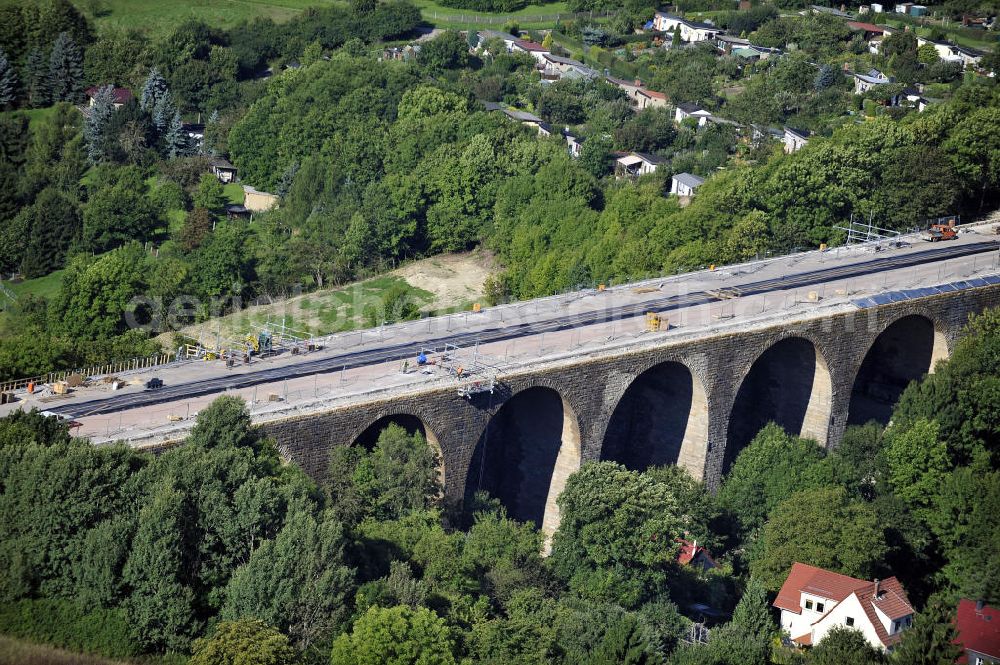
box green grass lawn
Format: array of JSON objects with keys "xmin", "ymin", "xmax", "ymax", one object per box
[
  {"xmin": 224, "ymin": 182, "xmax": 245, "ymax": 204},
  {"xmin": 39, "ymin": 0, "xmax": 585, "ymax": 36},
  {"xmin": 2, "ymin": 269, "xmax": 66, "ymax": 302},
  {"xmin": 178, "ymin": 274, "xmax": 437, "ymax": 342},
  {"xmin": 0, "ymin": 270, "xmax": 66, "ymax": 326},
  {"xmin": 412, "ymin": 0, "xmax": 578, "ymax": 28},
  {"xmin": 879, "ymin": 15, "xmax": 998, "ymax": 48},
  {"xmin": 82, "ymin": 0, "xmax": 572, "ymax": 34},
  {"xmin": 15, "ymin": 106, "xmax": 61, "ymax": 130},
  {"xmin": 0, "ymin": 635, "xmax": 130, "ymax": 665},
  {"xmin": 0, "ymin": 106, "xmax": 60, "ymax": 132},
  {"xmin": 85, "ymin": 0, "xmax": 332, "ymax": 36}
]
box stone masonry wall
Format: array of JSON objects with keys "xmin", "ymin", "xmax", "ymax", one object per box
[{"xmin": 261, "ymin": 286, "xmax": 1000, "ymax": 503}]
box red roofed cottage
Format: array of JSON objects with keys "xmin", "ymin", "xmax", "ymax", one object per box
[
  {"xmin": 774, "ymin": 562, "xmax": 914, "ymax": 651},
  {"xmin": 676, "ymin": 538, "xmax": 717, "ymax": 573},
  {"xmin": 85, "ymin": 86, "xmax": 133, "ymax": 109}
]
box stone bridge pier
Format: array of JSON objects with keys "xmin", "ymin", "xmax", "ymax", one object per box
[{"xmin": 262, "ymin": 288, "xmax": 996, "ymax": 537}]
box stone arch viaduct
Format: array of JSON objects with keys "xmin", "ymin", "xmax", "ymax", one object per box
[{"xmin": 260, "ymin": 288, "xmax": 998, "ymax": 537}]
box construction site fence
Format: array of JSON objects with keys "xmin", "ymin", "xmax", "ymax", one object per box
[{"xmin": 0, "ymin": 353, "xmax": 174, "ymax": 394}]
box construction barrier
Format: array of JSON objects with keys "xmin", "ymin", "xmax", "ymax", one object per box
[{"xmin": 0, "ymin": 353, "xmax": 174, "ymax": 395}]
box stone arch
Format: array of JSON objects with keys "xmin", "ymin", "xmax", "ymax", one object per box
[
  {"xmin": 847, "ymin": 314, "xmax": 949, "ymax": 426},
  {"xmin": 600, "ymin": 359, "xmax": 709, "ymax": 480},
  {"xmin": 351, "ymin": 412, "xmax": 445, "ymax": 487},
  {"xmin": 464, "ymin": 385, "xmax": 582, "ymax": 538},
  {"xmin": 724, "ymin": 335, "xmax": 834, "ymax": 471}
]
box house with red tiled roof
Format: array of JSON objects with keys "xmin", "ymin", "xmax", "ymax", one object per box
[
  {"xmin": 676, "ymin": 538, "xmax": 717, "ymax": 572},
  {"xmin": 847, "ymin": 20, "xmax": 890, "ymax": 38},
  {"xmin": 510, "ymin": 39, "xmax": 550, "ymax": 64},
  {"xmin": 955, "ymin": 599, "xmax": 1000, "ymax": 664},
  {"xmin": 84, "ymin": 86, "xmax": 134, "ymax": 109},
  {"xmin": 774, "ymin": 562, "xmax": 914, "ymax": 651},
  {"xmin": 635, "ymin": 87, "xmax": 668, "ymax": 110}
]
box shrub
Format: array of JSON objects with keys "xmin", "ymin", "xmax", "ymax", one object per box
[{"xmin": 0, "ymin": 599, "xmax": 140, "ymax": 659}]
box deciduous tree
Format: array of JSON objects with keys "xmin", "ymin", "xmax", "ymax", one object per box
[
  {"xmin": 330, "ymin": 605, "xmax": 457, "ymax": 665},
  {"xmin": 122, "ymin": 481, "xmax": 200, "ymax": 652},
  {"xmin": 82, "ymin": 167, "xmax": 158, "ymax": 251},
  {"xmin": 193, "ymin": 172, "xmax": 226, "ymax": 211},
  {"xmin": 222, "ymin": 505, "xmax": 355, "ymax": 651},
  {"xmin": 51, "ymin": 243, "xmax": 150, "ymax": 339},
  {"xmin": 883, "ymin": 418, "xmax": 950, "ymax": 521},
  {"xmin": 550, "ymin": 462, "xmax": 685, "ymax": 608},
  {"xmin": 809, "ymin": 626, "xmax": 887, "ymax": 665},
  {"xmin": 717, "ymin": 423, "xmax": 830, "ymax": 538},
  {"xmin": 189, "ymin": 618, "xmax": 298, "ymax": 665},
  {"xmin": 750, "ymin": 485, "xmax": 887, "ymax": 591},
  {"xmin": 180, "ymin": 206, "xmax": 213, "ymax": 251}
]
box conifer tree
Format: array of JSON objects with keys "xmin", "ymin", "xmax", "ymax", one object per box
[
  {"xmin": 140, "ymin": 67, "xmax": 168, "ymax": 112},
  {"xmin": 20, "ymin": 188, "xmax": 81, "ymax": 278},
  {"xmin": 203, "ymin": 109, "xmax": 220, "ymax": 155},
  {"xmin": 47, "ymin": 32, "xmax": 84, "ymax": 103},
  {"xmin": 84, "ymin": 84, "xmax": 115, "ymax": 164},
  {"xmin": 814, "ymin": 64, "xmax": 836, "ymax": 91},
  {"xmin": 591, "ymin": 614, "xmax": 661, "ymax": 665},
  {"xmin": 892, "ymin": 600, "xmax": 962, "ymax": 665},
  {"xmin": 24, "ymin": 49, "xmax": 50, "ymax": 108},
  {"xmin": 731, "ymin": 578, "xmax": 774, "ymax": 642},
  {"xmin": 275, "ymin": 161, "xmax": 299, "ymax": 198},
  {"xmin": 152, "ymin": 88, "xmax": 175, "ymax": 136},
  {"xmin": 0, "ymin": 50, "xmax": 17, "ymax": 108},
  {"xmin": 164, "ymin": 109, "xmax": 187, "ymax": 158}
]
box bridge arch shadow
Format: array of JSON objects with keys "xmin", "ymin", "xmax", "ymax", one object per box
[
  {"xmin": 725, "ymin": 336, "xmax": 833, "ymax": 472},
  {"xmin": 464, "ymin": 386, "xmax": 581, "ymax": 536},
  {"xmin": 847, "ymin": 314, "xmax": 948, "ymax": 426},
  {"xmin": 351, "ymin": 413, "xmax": 445, "ymax": 486},
  {"xmin": 601, "ymin": 361, "xmax": 708, "ymax": 478}
]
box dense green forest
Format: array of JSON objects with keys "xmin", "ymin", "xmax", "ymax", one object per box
[
  {"xmin": 0, "ymin": 0, "xmax": 997, "ymax": 384},
  {"xmin": 0, "ymin": 0, "xmax": 996, "ymax": 662},
  {"xmin": 0, "ymin": 306, "xmax": 997, "ymax": 664}
]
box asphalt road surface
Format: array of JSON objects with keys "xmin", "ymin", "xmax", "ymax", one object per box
[{"xmin": 58, "ymin": 239, "xmax": 999, "ymax": 418}]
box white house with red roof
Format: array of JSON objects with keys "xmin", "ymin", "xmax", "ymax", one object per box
[
  {"xmin": 84, "ymin": 86, "xmax": 133, "ymax": 109},
  {"xmin": 510, "ymin": 39, "xmax": 550, "ymax": 64},
  {"xmin": 774, "ymin": 562, "xmax": 914, "ymax": 651},
  {"xmin": 954, "ymin": 599, "xmax": 1000, "ymax": 664}
]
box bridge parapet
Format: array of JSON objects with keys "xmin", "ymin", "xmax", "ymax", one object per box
[{"xmin": 254, "ymin": 283, "xmax": 998, "ymax": 525}]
